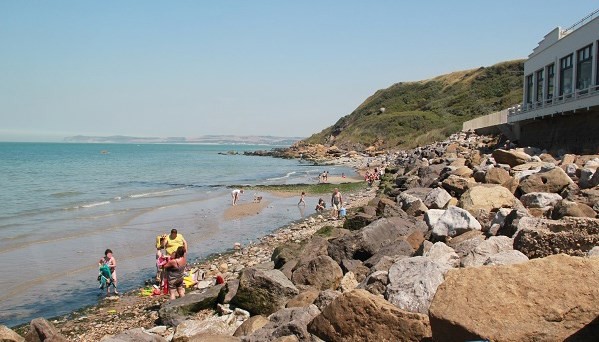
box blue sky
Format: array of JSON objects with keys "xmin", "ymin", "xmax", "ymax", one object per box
[{"xmin": 1, "ymin": 1, "xmax": 597, "ymax": 141}]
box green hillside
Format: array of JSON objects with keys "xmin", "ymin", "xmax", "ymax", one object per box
[{"xmin": 304, "ymin": 60, "xmax": 524, "ymax": 150}]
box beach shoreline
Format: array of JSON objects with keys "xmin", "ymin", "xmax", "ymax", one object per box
[{"xmin": 12, "ymin": 154, "xmax": 377, "ymax": 339}]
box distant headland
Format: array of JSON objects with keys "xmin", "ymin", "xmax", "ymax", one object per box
[{"xmin": 63, "ymin": 135, "xmax": 304, "ymax": 145}]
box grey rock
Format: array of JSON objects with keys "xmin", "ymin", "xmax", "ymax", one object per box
[
  {"xmin": 432, "ymin": 206, "xmax": 481, "ymax": 239},
  {"xmin": 24, "ymin": 318, "xmax": 68, "ymax": 342},
  {"xmin": 461, "ymin": 236, "xmax": 514, "ymax": 267},
  {"xmin": 312, "ymin": 290, "xmax": 342, "ymax": 311},
  {"xmin": 291, "ymin": 255, "xmax": 343, "ymax": 291},
  {"xmin": 520, "ymin": 192, "xmax": 563, "ymax": 208},
  {"xmin": 232, "ymin": 268, "xmax": 299, "ymax": 316},
  {"xmin": 385, "ymin": 257, "xmax": 448, "ymax": 314},
  {"xmin": 159, "ymin": 285, "xmax": 224, "ymax": 326},
  {"xmin": 483, "ymin": 250, "xmax": 529, "ymax": 266},
  {"xmin": 357, "ymin": 270, "xmax": 389, "ymax": 296},
  {"xmin": 423, "ymin": 242, "xmax": 460, "ymax": 269},
  {"xmin": 0, "ymin": 325, "xmax": 24, "ymax": 342},
  {"xmin": 244, "ymin": 305, "xmax": 320, "ymax": 342},
  {"xmin": 588, "ymin": 246, "xmax": 599, "ymax": 257},
  {"xmin": 424, "ymin": 209, "xmax": 446, "ymax": 230},
  {"xmin": 100, "ymin": 328, "xmax": 167, "ymax": 342},
  {"xmin": 423, "ymin": 187, "xmax": 452, "ymax": 209}
]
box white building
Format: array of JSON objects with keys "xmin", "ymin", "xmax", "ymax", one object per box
[{"xmin": 508, "ymin": 9, "xmax": 599, "ymax": 123}]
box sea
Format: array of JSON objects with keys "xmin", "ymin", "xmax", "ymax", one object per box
[{"xmin": 0, "ymin": 142, "xmax": 356, "ymax": 327}]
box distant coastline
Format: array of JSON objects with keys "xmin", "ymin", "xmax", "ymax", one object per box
[{"xmin": 63, "ymin": 134, "xmax": 304, "ymax": 145}]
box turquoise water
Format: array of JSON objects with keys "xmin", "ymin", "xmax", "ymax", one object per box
[{"xmin": 0, "ymin": 142, "xmax": 354, "ymax": 327}]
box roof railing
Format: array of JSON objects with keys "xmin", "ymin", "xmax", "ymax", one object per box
[{"xmin": 561, "ymin": 8, "xmax": 599, "ymax": 35}]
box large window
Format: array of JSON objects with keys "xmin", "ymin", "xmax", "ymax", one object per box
[
  {"xmin": 577, "ymin": 44, "xmax": 592, "ymax": 91},
  {"xmin": 526, "ymin": 74, "xmax": 533, "ymax": 104},
  {"xmin": 560, "ymin": 54, "xmax": 573, "ymax": 96},
  {"xmin": 535, "ymin": 69, "xmax": 544, "ymax": 102},
  {"xmin": 546, "ymin": 63, "xmax": 554, "ymax": 100}
]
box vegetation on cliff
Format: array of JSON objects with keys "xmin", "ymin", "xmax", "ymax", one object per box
[{"xmin": 304, "ymin": 60, "xmax": 524, "ymax": 150}]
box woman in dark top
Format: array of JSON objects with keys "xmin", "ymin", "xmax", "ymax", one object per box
[{"xmin": 164, "ymin": 246, "xmax": 187, "ymax": 300}]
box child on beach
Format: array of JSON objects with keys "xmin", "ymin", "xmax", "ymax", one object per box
[
  {"xmin": 99, "ymin": 249, "xmax": 118, "ymax": 295},
  {"xmin": 298, "ymin": 191, "xmax": 306, "ymax": 206},
  {"xmin": 315, "ymin": 198, "xmax": 326, "ymax": 212},
  {"xmin": 231, "ymin": 188, "xmax": 244, "ymax": 206}
]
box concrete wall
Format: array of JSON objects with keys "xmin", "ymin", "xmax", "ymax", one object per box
[
  {"xmin": 517, "ymin": 109, "xmax": 599, "ymax": 154},
  {"xmin": 462, "ymin": 110, "xmax": 508, "ymax": 131}
]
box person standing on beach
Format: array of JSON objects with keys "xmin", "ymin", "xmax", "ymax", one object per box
[
  {"xmin": 231, "ymin": 188, "xmax": 244, "ymax": 206},
  {"xmin": 331, "ymin": 188, "xmax": 343, "ymax": 219},
  {"xmin": 99, "ymin": 249, "xmax": 119, "ymax": 295},
  {"xmin": 298, "ymin": 191, "xmax": 306, "ymax": 206},
  {"xmin": 163, "ymin": 229, "xmax": 188, "ymax": 257},
  {"xmin": 163, "ymin": 246, "xmax": 187, "ymax": 300}
]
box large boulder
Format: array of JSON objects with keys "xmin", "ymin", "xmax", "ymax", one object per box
[
  {"xmin": 312, "ymin": 290, "xmax": 341, "ymax": 311},
  {"xmin": 458, "ymin": 184, "xmax": 520, "ymax": 215},
  {"xmin": 244, "ymin": 305, "xmax": 320, "ymax": 342},
  {"xmin": 520, "ymin": 192, "xmax": 563, "ymax": 208},
  {"xmin": 423, "ymin": 187, "xmax": 452, "ymax": 209},
  {"xmin": 519, "ymin": 167, "xmax": 573, "ymax": 194},
  {"xmin": 172, "ymin": 317, "xmax": 238, "ymax": 342},
  {"xmin": 513, "ymin": 217, "xmax": 599, "ymax": 258},
  {"xmin": 293, "ymin": 237, "xmax": 329, "ymax": 270},
  {"xmin": 429, "ymin": 254, "xmax": 599, "ymax": 341},
  {"xmin": 447, "ymin": 230, "xmax": 486, "ymax": 258},
  {"xmin": 484, "ymin": 166, "xmax": 511, "ymax": 184},
  {"xmin": 291, "ymin": 255, "xmax": 343, "ymax": 291},
  {"xmin": 231, "ymin": 268, "xmax": 299, "ymax": 315},
  {"xmin": 461, "ymin": 236, "xmax": 514, "ymax": 267},
  {"xmin": 357, "ymin": 271, "xmax": 389, "ymax": 296},
  {"xmin": 441, "ymin": 175, "xmax": 474, "ymax": 197},
  {"xmin": 418, "ymin": 164, "xmax": 446, "ymax": 187},
  {"xmin": 385, "ymin": 257, "xmax": 448, "ymax": 314},
  {"xmin": 100, "ymin": 328, "xmax": 168, "ymax": 342},
  {"xmin": 0, "ymin": 325, "xmax": 24, "ymax": 342},
  {"xmin": 552, "ymin": 200, "xmax": 597, "ymax": 219},
  {"xmin": 491, "ymin": 149, "xmax": 530, "ymax": 167},
  {"xmin": 423, "ymin": 242, "xmax": 460, "ymax": 269},
  {"xmin": 431, "ymin": 206, "xmax": 481, "ymax": 239},
  {"xmin": 308, "ymin": 289, "xmax": 432, "ymax": 342},
  {"xmin": 159, "ymin": 285, "xmax": 224, "ymax": 326},
  {"xmin": 24, "ymin": 318, "xmax": 68, "ymax": 342},
  {"xmin": 327, "ymin": 217, "xmax": 421, "ymax": 263}
]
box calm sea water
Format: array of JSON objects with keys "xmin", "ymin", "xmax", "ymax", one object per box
[{"xmin": 0, "ymin": 142, "xmax": 354, "ymax": 327}]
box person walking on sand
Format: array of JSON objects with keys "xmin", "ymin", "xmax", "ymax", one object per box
[
  {"xmin": 331, "ymin": 188, "xmax": 343, "ymax": 219},
  {"xmin": 163, "ymin": 246, "xmax": 187, "ymax": 300},
  {"xmin": 162, "ymin": 228, "xmax": 188, "ymax": 257},
  {"xmin": 99, "ymin": 249, "xmax": 119, "ymax": 295},
  {"xmin": 298, "ymin": 191, "xmax": 306, "ymax": 206},
  {"xmin": 231, "ymin": 188, "xmax": 244, "ymax": 206}
]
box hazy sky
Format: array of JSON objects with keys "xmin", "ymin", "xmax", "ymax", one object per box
[{"xmin": 1, "ymin": 1, "xmax": 597, "ymax": 141}]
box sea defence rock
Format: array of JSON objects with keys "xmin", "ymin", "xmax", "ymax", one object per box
[
  {"xmin": 244, "ymin": 305, "xmax": 320, "ymax": 342},
  {"xmin": 423, "ymin": 242, "xmax": 460, "ymax": 269},
  {"xmin": 357, "ymin": 270, "xmax": 389, "ymax": 296},
  {"xmin": 483, "ymin": 250, "xmax": 529, "ymax": 266},
  {"xmin": 459, "ymin": 184, "xmax": 519, "ymax": 214},
  {"xmin": 385, "ymin": 256, "xmax": 447, "ymax": 314},
  {"xmin": 513, "ymin": 217, "xmax": 599, "ymax": 258},
  {"xmin": 291, "ymin": 255, "xmax": 343, "ymax": 291},
  {"xmin": 461, "ymin": 236, "xmax": 514, "ymax": 267},
  {"xmin": 231, "ymin": 268, "xmax": 299, "ymax": 316},
  {"xmin": 172, "ymin": 318, "xmax": 238, "ymax": 342},
  {"xmin": 327, "ymin": 217, "xmax": 421, "ymax": 263},
  {"xmin": 431, "ymin": 206, "xmax": 481, "ymax": 239},
  {"xmin": 308, "ymin": 289, "xmax": 432, "ymax": 342},
  {"xmin": 233, "ymin": 315, "xmax": 269, "ymax": 337},
  {"xmin": 441, "ymin": 175, "xmax": 474, "ymax": 196},
  {"xmin": 520, "ymin": 192, "xmax": 563, "ymax": 208},
  {"xmin": 491, "ymin": 149, "xmax": 530, "ymax": 167},
  {"xmin": 159, "ymin": 285, "xmax": 224, "ymax": 326},
  {"xmin": 24, "ymin": 318, "xmax": 68, "ymax": 342},
  {"xmin": 423, "ymin": 187, "xmax": 452, "ymax": 209},
  {"xmin": 429, "ymin": 254, "xmax": 599, "ymax": 341},
  {"xmin": 552, "ymin": 200, "xmax": 597, "ymax": 219},
  {"xmin": 519, "ymin": 167, "xmax": 573, "ymax": 194},
  {"xmin": 0, "ymin": 325, "xmax": 24, "ymax": 342},
  {"xmin": 484, "ymin": 166, "xmax": 511, "ymax": 184}
]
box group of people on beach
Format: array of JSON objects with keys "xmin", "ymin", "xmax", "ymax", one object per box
[
  {"xmin": 364, "ymin": 167, "xmax": 383, "ymax": 186},
  {"xmin": 99, "ymin": 228, "xmax": 189, "ymax": 300},
  {"xmin": 312, "ymin": 188, "xmax": 345, "ymax": 219}
]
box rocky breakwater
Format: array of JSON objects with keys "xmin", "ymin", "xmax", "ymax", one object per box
[
  {"xmin": 5, "ymin": 132, "xmax": 599, "ymax": 341},
  {"xmin": 244, "ymin": 141, "xmax": 373, "ymax": 164}
]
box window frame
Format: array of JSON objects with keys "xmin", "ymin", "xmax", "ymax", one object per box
[
  {"xmin": 546, "ymin": 63, "xmax": 555, "ymax": 101},
  {"xmin": 576, "ymin": 44, "xmax": 593, "ymax": 91},
  {"xmin": 535, "ymin": 69, "xmax": 544, "ymax": 103},
  {"xmin": 526, "ymin": 74, "xmax": 534, "ymax": 104},
  {"xmin": 559, "ymin": 54, "xmax": 573, "ymax": 96}
]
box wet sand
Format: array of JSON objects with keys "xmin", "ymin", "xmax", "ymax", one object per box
[{"xmin": 223, "ymin": 200, "xmax": 270, "ymax": 221}]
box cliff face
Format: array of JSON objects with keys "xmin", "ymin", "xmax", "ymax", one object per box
[{"xmin": 303, "ymin": 60, "xmax": 524, "ymax": 151}]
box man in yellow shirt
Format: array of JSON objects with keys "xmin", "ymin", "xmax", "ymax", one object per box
[{"xmin": 163, "ymin": 228, "xmax": 188, "ymax": 257}]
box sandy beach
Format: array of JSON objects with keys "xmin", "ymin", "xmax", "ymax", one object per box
[{"xmin": 223, "ymin": 200, "xmax": 270, "ymax": 221}]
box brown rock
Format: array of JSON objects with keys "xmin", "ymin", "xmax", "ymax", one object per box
[
  {"xmin": 233, "ymin": 315, "xmax": 269, "ymax": 337},
  {"xmin": 458, "ymin": 184, "xmax": 520, "ymax": 215},
  {"xmin": 291, "ymin": 255, "xmax": 343, "ymax": 291},
  {"xmin": 0, "ymin": 325, "xmax": 24, "ymax": 342},
  {"xmin": 429, "ymin": 254, "xmax": 599, "ymax": 342},
  {"xmin": 492, "ymin": 149, "xmax": 530, "ymax": 167},
  {"xmin": 451, "ymin": 166, "xmax": 473, "ymax": 178},
  {"xmin": 441, "ymin": 175, "xmax": 475, "ymax": 197},
  {"xmin": 308, "ymin": 289, "xmax": 432, "ymax": 342},
  {"xmin": 285, "ymin": 288, "xmax": 320, "ymax": 308},
  {"xmin": 484, "ymin": 167, "xmax": 511, "ymax": 184},
  {"xmin": 552, "ymin": 200, "xmax": 597, "ymax": 219},
  {"xmin": 513, "ymin": 217, "xmax": 599, "ymax": 258},
  {"xmin": 519, "ymin": 167, "xmax": 573, "ymax": 194},
  {"xmin": 24, "ymin": 318, "xmax": 68, "ymax": 342}
]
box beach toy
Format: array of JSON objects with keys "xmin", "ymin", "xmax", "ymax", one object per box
[
  {"xmin": 107, "ymin": 309, "xmax": 117, "ymax": 314},
  {"xmin": 339, "ymin": 207, "xmax": 347, "ymax": 217}
]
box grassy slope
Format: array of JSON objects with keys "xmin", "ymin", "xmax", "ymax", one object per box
[{"xmin": 304, "ymin": 60, "xmax": 524, "ymax": 150}]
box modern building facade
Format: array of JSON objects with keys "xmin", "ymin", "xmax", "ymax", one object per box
[{"xmin": 508, "ymin": 9, "xmax": 599, "ymax": 123}]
